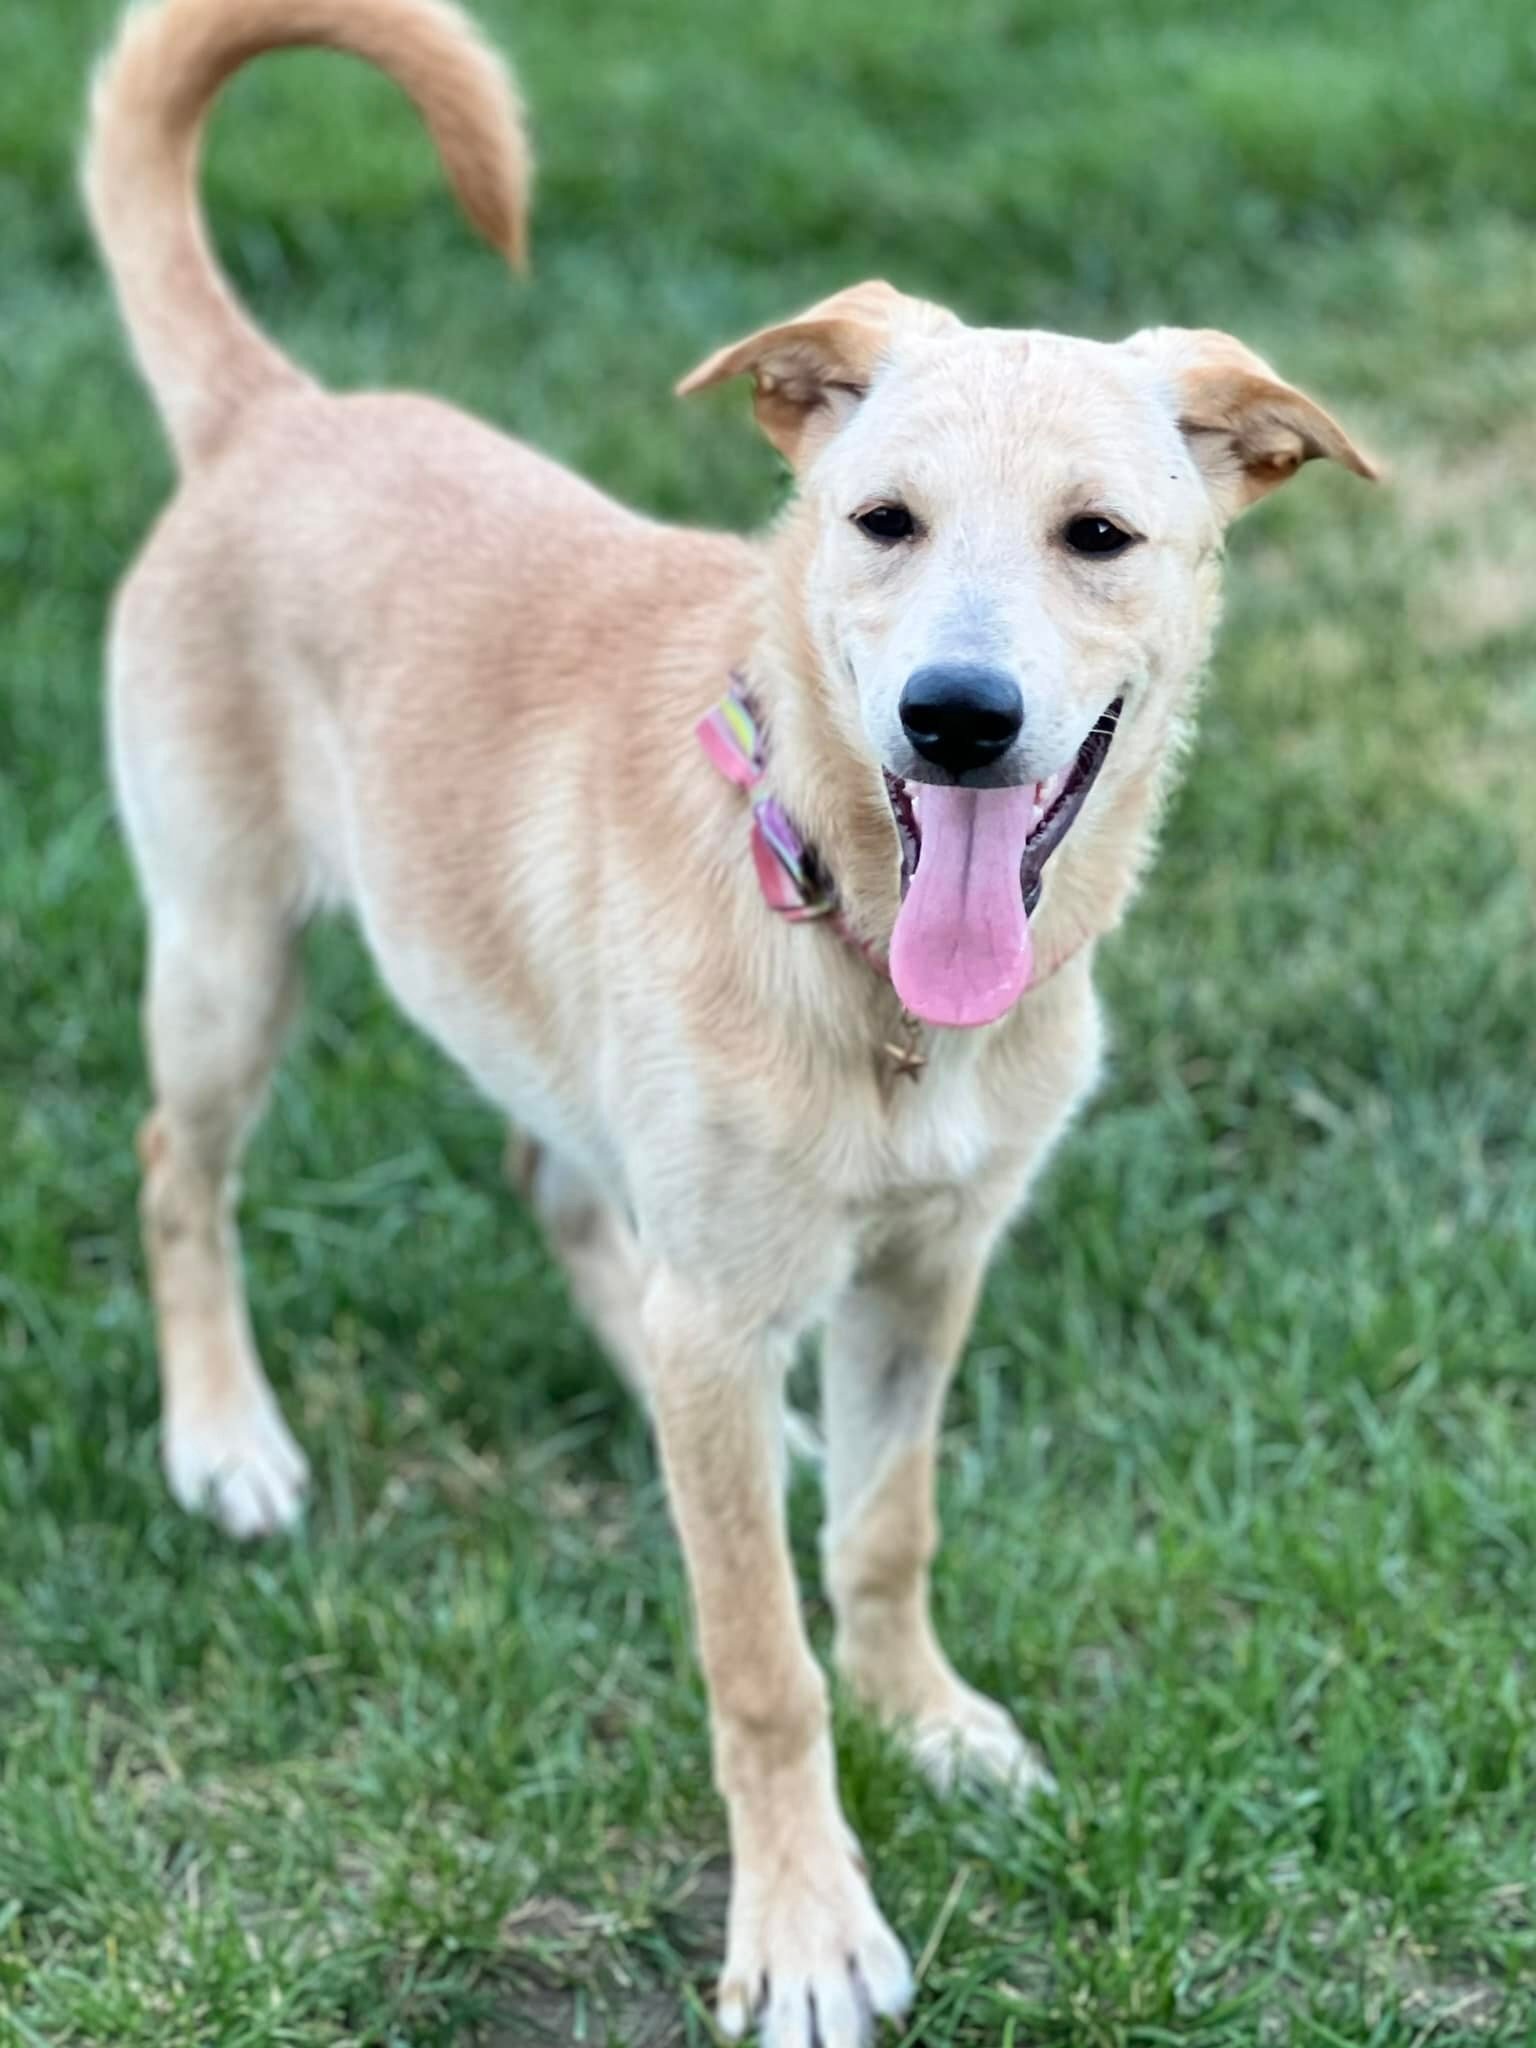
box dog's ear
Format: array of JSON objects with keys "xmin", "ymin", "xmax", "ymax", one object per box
[
  {"xmin": 677, "ymin": 280, "xmax": 959, "ymax": 465},
  {"xmin": 1122, "ymin": 327, "xmax": 1378, "ymax": 519}
]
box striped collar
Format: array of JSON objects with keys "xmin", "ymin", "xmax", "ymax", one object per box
[{"xmin": 696, "ymin": 675, "xmax": 889, "ymax": 976}]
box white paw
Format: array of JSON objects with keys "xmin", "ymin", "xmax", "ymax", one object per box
[
  {"xmin": 904, "ymin": 1684, "xmax": 1057, "ymax": 1805},
  {"xmin": 163, "ymin": 1393, "xmax": 310, "ymax": 1538},
  {"xmin": 716, "ymin": 1844, "xmax": 912, "ymax": 2046}
]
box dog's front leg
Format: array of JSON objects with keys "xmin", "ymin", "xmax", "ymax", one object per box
[
  {"xmin": 643, "ymin": 1267, "xmax": 912, "ymax": 2046},
  {"xmin": 822, "ymin": 1237, "xmax": 1055, "ymax": 1803}
]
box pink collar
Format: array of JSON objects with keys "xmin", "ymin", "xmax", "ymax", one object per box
[{"xmin": 696, "ymin": 676, "xmax": 888, "ymax": 975}]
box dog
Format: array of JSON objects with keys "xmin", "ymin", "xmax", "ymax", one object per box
[{"xmin": 85, "ymin": 1, "xmax": 1376, "ymax": 2039}]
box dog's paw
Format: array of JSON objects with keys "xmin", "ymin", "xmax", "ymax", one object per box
[
  {"xmin": 903, "ymin": 1683, "xmax": 1056, "ymax": 1805},
  {"xmin": 717, "ymin": 1842, "xmax": 912, "ymax": 2046},
  {"xmin": 163, "ymin": 1393, "xmax": 310, "ymax": 1539}
]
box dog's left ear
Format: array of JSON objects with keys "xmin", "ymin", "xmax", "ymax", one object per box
[
  {"xmin": 1123, "ymin": 327, "xmax": 1378, "ymax": 519},
  {"xmin": 677, "ymin": 280, "xmax": 959, "ymax": 466}
]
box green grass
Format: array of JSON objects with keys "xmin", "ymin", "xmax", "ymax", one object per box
[{"xmin": 3, "ymin": 0, "xmax": 1535, "ymax": 2041}]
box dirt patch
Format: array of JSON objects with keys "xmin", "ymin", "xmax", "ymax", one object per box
[
  {"xmin": 478, "ymin": 1864, "xmax": 730, "ymax": 2047},
  {"xmin": 485, "ymin": 1981, "xmax": 685, "ymax": 2048}
]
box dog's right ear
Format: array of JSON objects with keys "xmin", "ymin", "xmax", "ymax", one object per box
[{"xmin": 676, "ymin": 280, "xmax": 959, "ymax": 466}]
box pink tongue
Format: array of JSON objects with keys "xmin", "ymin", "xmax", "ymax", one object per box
[{"xmin": 890, "ymin": 784, "xmax": 1036, "ymax": 1028}]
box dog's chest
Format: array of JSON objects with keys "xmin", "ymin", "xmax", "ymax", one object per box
[
  {"xmin": 815, "ymin": 994, "xmax": 1097, "ymax": 1258},
  {"xmin": 831, "ymin": 1053, "xmax": 1009, "ymax": 1224}
]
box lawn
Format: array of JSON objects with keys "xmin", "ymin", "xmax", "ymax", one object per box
[{"xmin": 2, "ymin": 0, "xmax": 1535, "ymax": 2042}]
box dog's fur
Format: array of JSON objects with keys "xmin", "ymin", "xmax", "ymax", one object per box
[{"xmin": 86, "ymin": 2, "xmax": 1375, "ymax": 2039}]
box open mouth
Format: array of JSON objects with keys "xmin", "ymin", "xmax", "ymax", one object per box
[{"xmin": 882, "ymin": 696, "xmax": 1122, "ymax": 1030}]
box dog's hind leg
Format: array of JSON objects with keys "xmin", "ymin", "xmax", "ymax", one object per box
[
  {"xmin": 821, "ymin": 1235, "xmax": 1055, "ymax": 1801},
  {"xmin": 137, "ymin": 887, "xmax": 310, "ymax": 1538},
  {"xmin": 511, "ymin": 1137, "xmax": 652, "ymax": 1399}
]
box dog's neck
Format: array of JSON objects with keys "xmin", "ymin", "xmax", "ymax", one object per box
[
  {"xmin": 743, "ymin": 517, "xmax": 907, "ymax": 960},
  {"xmin": 743, "ymin": 679, "xmax": 904, "ymax": 971}
]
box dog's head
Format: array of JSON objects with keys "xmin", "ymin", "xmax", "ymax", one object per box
[{"xmin": 680, "ymin": 283, "xmax": 1376, "ymax": 1028}]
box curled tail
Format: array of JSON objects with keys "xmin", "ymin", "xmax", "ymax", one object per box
[{"xmin": 84, "ymin": 0, "xmax": 530, "ymax": 466}]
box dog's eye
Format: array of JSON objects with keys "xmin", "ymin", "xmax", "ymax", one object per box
[
  {"xmin": 853, "ymin": 503, "xmax": 916, "ymax": 544},
  {"xmin": 1063, "ymin": 515, "xmax": 1135, "ymax": 557}
]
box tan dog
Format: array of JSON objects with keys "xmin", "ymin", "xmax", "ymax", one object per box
[{"xmin": 86, "ymin": 1, "xmax": 1375, "ymax": 2040}]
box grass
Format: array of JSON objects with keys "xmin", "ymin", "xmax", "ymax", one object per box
[{"xmin": 2, "ymin": 0, "xmax": 1535, "ymax": 2041}]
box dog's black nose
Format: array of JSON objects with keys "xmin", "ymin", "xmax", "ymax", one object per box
[{"xmin": 899, "ymin": 664, "xmax": 1023, "ymax": 777}]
